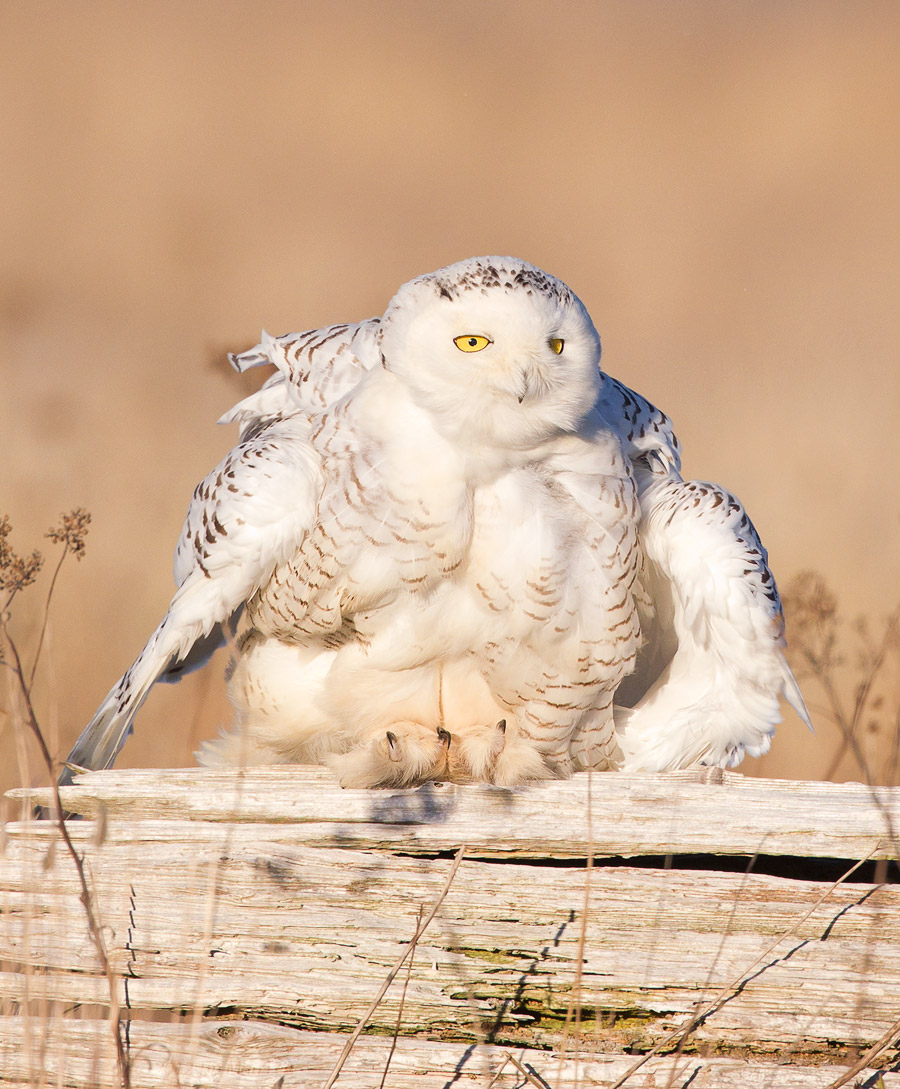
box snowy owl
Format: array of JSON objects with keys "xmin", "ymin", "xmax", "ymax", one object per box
[{"xmin": 61, "ymin": 256, "xmax": 810, "ymax": 790}]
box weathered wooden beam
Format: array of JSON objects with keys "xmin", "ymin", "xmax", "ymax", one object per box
[
  {"xmin": 8, "ymin": 765, "xmax": 900, "ymax": 860},
  {"xmin": 2, "ymin": 825, "xmax": 898, "ymax": 1058},
  {"xmin": 2, "ymin": 1016, "xmax": 897, "ymax": 1088},
  {"xmin": 4, "ymin": 768, "xmax": 900, "ymax": 1087}
]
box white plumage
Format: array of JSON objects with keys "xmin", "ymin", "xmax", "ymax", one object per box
[{"xmin": 61, "ymin": 256, "xmax": 810, "ymax": 789}]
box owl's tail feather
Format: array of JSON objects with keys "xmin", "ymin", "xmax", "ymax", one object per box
[
  {"xmin": 780, "ymin": 658, "xmax": 814, "ymax": 733},
  {"xmin": 58, "ymin": 670, "xmax": 155, "ymax": 790},
  {"xmin": 57, "ymin": 607, "xmax": 232, "ymax": 792}
]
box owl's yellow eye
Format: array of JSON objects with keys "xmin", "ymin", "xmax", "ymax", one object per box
[
  {"xmin": 548, "ymin": 337, "xmax": 565, "ymax": 355},
  {"xmin": 453, "ymin": 334, "xmax": 492, "ymax": 353}
]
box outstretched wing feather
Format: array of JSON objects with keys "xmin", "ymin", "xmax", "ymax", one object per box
[
  {"xmin": 61, "ymin": 418, "xmax": 324, "ymax": 784},
  {"xmin": 616, "ymin": 475, "xmax": 812, "ymax": 772}
]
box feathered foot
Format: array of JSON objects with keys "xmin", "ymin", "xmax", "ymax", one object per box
[
  {"xmin": 450, "ymin": 719, "xmax": 557, "ymax": 786},
  {"xmin": 328, "ymin": 721, "xmax": 452, "ymax": 788},
  {"xmin": 448, "ymin": 719, "xmax": 506, "ymax": 783}
]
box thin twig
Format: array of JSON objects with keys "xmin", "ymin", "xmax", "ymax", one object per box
[
  {"xmin": 184, "ymin": 723, "xmax": 252, "ymax": 1074},
  {"xmin": 821, "ymin": 1010, "xmax": 900, "ymax": 1089},
  {"xmin": 556, "ymin": 768, "xmax": 593, "ymax": 1085},
  {"xmin": 661, "ymin": 853, "xmax": 761, "ymax": 1089},
  {"xmin": 2, "ymin": 629, "xmax": 132, "ymax": 1089},
  {"xmin": 26, "ymin": 544, "xmax": 68, "ymax": 694},
  {"xmin": 506, "ymin": 1051, "xmax": 556, "ymax": 1088},
  {"xmin": 322, "ymin": 844, "xmax": 466, "ymax": 1089},
  {"xmin": 378, "ymin": 905, "xmax": 422, "ymax": 1089},
  {"xmin": 822, "ymin": 609, "xmax": 899, "ymax": 781},
  {"xmin": 609, "ymin": 846, "xmax": 882, "ymax": 1088},
  {"xmin": 485, "ymin": 1054, "xmax": 512, "ymax": 1088},
  {"xmin": 808, "ymin": 605, "xmax": 900, "ymax": 861}
]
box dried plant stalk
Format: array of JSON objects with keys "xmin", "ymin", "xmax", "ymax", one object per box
[{"xmin": 0, "ymin": 511, "xmax": 130, "ymax": 1089}]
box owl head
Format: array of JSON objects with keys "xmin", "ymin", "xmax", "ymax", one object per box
[{"xmin": 380, "ymin": 257, "xmax": 603, "ymax": 451}]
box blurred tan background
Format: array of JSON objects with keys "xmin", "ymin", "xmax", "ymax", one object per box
[{"xmin": 3, "ymin": 1, "xmax": 899, "ymax": 794}]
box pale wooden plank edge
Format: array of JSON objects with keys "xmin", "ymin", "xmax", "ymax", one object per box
[
  {"xmin": 1, "ymin": 1016, "xmax": 897, "ymax": 1088},
  {"xmin": 6, "ymin": 766, "xmax": 900, "ymax": 861}
]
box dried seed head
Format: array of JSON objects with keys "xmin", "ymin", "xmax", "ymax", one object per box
[{"xmin": 46, "ymin": 508, "xmax": 92, "ymax": 560}]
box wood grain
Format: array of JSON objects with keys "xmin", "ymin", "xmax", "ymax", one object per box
[
  {"xmin": 3, "ymin": 1017, "xmax": 899, "ymax": 1088},
  {"xmin": 3, "ymin": 767, "xmax": 900, "ymax": 1086},
  {"xmin": 8, "ymin": 765, "xmax": 900, "ymax": 859}
]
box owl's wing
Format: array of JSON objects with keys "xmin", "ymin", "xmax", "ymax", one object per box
[
  {"xmin": 614, "ymin": 460, "xmax": 812, "ymax": 772},
  {"xmin": 224, "ymin": 318, "xmax": 382, "ymax": 429},
  {"xmin": 594, "ymin": 374, "xmax": 682, "ymax": 475},
  {"xmin": 60, "ymin": 416, "xmax": 324, "ymax": 785}
]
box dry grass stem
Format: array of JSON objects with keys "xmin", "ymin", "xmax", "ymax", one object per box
[
  {"xmin": 377, "ymin": 905, "xmax": 423, "ymax": 1089},
  {"xmin": 0, "ymin": 511, "xmax": 131, "ymax": 1088},
  {"xmin": 322, "ymin": 844, "xmax": 466, "ymax": 1089},
  {"xmin": 555, "ymin": 768, "xmax": 594, "ymax": 1086},
  {"xmin": 821, "ymin": 1011, "xmax": 900, "ymax": 1089},
  {"xmin": 506, "ymin": 1051, "xmax": 555, "ymax": 1088},
  {"xmin": 784, "ymin": 571, "xmax": 900, "ymax": 787},
  {"xmin": 823, "ymin": 608, "xmax": 900, "ymax": 781},
  {"xmin": 485, "ymin": 1054, "xmax": 513, "ymax": 1088},
  {"xmin": 783, "ymin": 572, "xmax": 900, "ymax": 862},
  {"xmin": 183, "ymin": 719, "xmax": 255, "ymax": 1076},
  {"xmin": 27, "ymin": 510, "xmax": 91, "ymax": 692},
  {"xmin": 658, "ymin": 855, "xmax": 762, "ymax": 1089},
  {"xmin": 610, "ymin": 845, "xmax": 883, "ymax": 1088}
]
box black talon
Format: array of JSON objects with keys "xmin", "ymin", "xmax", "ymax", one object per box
[
  {"xmin": 496, "ymin": 719, "xmax": 507, "ymax": 734},
  {"xmin": 386, "ymin": 731, "xmax": 397, "ymax": 749},
  {"xmin": 437, "ymin": 727, "xmax": 452, "ymax": 748}
]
